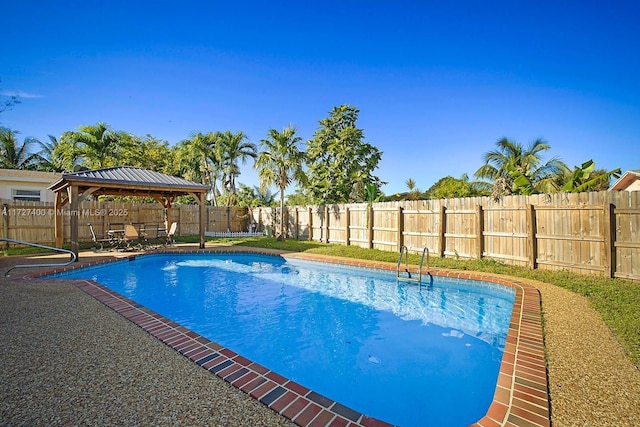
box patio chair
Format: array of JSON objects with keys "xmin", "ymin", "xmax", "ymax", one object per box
[
  {"xmin": 142, "ymin": 223, "xmax": 160, "ymax": 249},
  {"xmin": 122, "ymin": 224, "xmax": 143, "ymax": 251},
  {"xmin": 88, "ymin": 223, "xmax": 117, "ymax": 252},
  {"xmin": 165, "ymin": 222, "xmax": 177, "ymax": 246}
]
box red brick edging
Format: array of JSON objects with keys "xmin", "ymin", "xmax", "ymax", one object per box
[{"xmin": 34, "ymin": 249, "xmax": 550, "ymax": 427}]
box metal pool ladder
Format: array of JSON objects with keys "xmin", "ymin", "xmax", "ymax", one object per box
[
  {"xmin": 396, "ymin": 245, "xmax": 428, "ymax": 283},
  {"xmin": 1, "ymin": 238, "xmax": 77, "ymax": 277}
]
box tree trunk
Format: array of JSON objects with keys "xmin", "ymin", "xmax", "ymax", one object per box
[{"xmin": 280, "ymin": 187, "xmax": 286, "ymax": 239}]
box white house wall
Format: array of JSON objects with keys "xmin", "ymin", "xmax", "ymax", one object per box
[{"xmin": 0, "ymin": 169, "xmax": 61, "ymax": 203}]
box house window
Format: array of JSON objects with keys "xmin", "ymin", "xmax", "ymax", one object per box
[{"xmin": 12, "ymin": 189, "xmax": 41, "ymax": 202}]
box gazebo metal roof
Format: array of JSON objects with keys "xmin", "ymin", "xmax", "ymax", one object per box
[
  {"xmin": 48, "ymin": 167, "xmax": 208, "ymax": 257},
  {"xmin": 49, "ymin": 166, "xmax": 209, "ymax": 196}
]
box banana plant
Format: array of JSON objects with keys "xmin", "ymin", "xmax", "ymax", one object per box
[{"xmin": 561, "ymin": 160, "xmax": 621, "ymax": 193}]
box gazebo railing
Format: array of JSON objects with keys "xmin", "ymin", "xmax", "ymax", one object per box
[{"xmin": 1, "ymin": 238, "xmax": 77, "ymax": 277}]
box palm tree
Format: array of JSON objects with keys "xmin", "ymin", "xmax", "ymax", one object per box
[
  {"xmin": 474, "ymin": 137, "xmax": 566, "ymax": 199},
  {"xmin": 68, "ymin": 122, "xmax": 121, "ymax": 169},
  {"xmin": 204, "ymin": 132, "xmax": 225, "ymax": 206},
  {"xmin": 219, "ymin": 130, "xmax": 257, "ymax": 206},
  {"xmin": 405, "ymin": 178, "xmax": 421, "ymax": 200},
  {"xmin": 254, "ymin": 185, "xmax": 277, "ymax": 206},
  {"xmin": 0, "ymin": 128, "xmax": 40, "ymax": 169},
  {"xmin": 256, "ymin": 126, "xmax": 306, "ymax": 238},
  {"xmin": 191, "ymin": 132, "xmax": 215, "ymax": 183},
  {"xmin": 234, "ymin": 184, "xmax": 277, "ymax": 208},
  {"xmin": 34, "ymin": 135, "xmax": 65, "ymax": 172},
  {"xmin": 49, "ymin": 131, "xmax": 84, "ymax": 172},
  {"xmin": 174, "ymin": 133, "xmax": 213, "ymax": 202}
]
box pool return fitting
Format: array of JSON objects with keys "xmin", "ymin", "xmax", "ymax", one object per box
[{"xmin": 396, "ymin": 245, "xmax": 428, "ymax": 283}]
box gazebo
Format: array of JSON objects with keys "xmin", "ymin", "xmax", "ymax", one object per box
[{"xmin": 48, "ymin": 167, "xmax": 209, "ymax": 258}]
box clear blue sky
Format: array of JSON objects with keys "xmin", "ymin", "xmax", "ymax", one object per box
[{"xmin": 2, "ymin": 0, "xmax": 638, "ymax": 195}]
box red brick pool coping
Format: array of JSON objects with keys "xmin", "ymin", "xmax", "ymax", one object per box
[{"xmin": 33, "ymin": 248, "xmax": 550, "ymax": 427}]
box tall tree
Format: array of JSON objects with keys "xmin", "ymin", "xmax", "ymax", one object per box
[
  {"xmin": 66, "ymin": 122, "xmax": 122, "ymax": 169},
  {"xmin": 174, "ymin": 132, "xmax": 215, "ymax": 204},
  {"xmin": 34, "ymin": 135, "xmax": 65, "ymax": 172},
  {"xmin": 119, "ymin": 134, "xmax": 174, "ymax": 173},
  {"xmin": 285, "ymin": 188, "xmax": 315, "ymax": 206},
  {"xmin": 205, "ymin": 132, "xmax": 226, "ymax": 206},
  {"xmin": 219, "ymin": 130, "xmax": 257, "ymax": 206},
  {"xmin": 0, "ymin": 128, "xmax": 40, "ymax": 170},
  {"xmin": 426, "ymin": 174, "xmax": 488, "ymax": 199},
  {"xmin": 474, "ymin": 137, "xmax": 566, "ymax": 199},
  {"xmin": 176, "ymin": 132, "xmax": 229, "ymax": 204},
  {"xmin": 51, "ymin": 132, "xmax": 83, "ymax": 172},
  {"xmin": 256, "ymin": 126, "xmax": 307, "ymax": 238},
  {"xmin": 235, "ymin": 184, "xmax": 277, "ymax": 208},
  {"xmin": 306, "ymin": 105, "xmax": 383, "ymax": 204}
]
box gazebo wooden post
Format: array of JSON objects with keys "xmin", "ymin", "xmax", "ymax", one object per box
[
  {"xmin": 199, "ymin": 192, "xmax": 206, "ymax": 249},
  {"xmin": 165, "ymin": 203, "xmax": 172, "ymax": 234},
  {"xmin": 54, "ymin": 191, "xmax": 64, "ymax": 248},
  {"xmin": 69, "ymin": 184, "xmax": 79, "ymax": 258}
]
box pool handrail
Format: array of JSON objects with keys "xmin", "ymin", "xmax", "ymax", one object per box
[
  {"xmin": 1, "ymin": 238, "xmax": 77, "ymax": 277},
  {"xmin": 396, "ymin": 245, "xmax": 429, "ymax": 283}
]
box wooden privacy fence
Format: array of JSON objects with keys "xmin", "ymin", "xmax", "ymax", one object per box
[
  {"xmin": 1, "ymin": 200, "xmax": 250, "ymax": 245},
  {"xmin": 250, "ymin": 191, "xmax": 640, "ymax": 281},
  {"xmin": 2, "ymin": 191, "xmax": 638, "ymax": 281}
]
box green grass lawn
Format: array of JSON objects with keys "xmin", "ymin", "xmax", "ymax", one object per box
[{"xmin": 4, "ymin": 236, "xmax": 639, "ymax": 368}]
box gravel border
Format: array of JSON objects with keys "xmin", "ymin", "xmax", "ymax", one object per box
[
  {"xmin": 0, "ymin": 276, "xmax": 296, "ymax": 427},
  {"xmin": 532, "ymin": 277, "xmax": 640, "ymax": 426}
]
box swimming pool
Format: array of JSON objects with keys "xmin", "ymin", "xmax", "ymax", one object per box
[{"xmin": 50, "ymin": 252, "xmax": 515, "ymax": 426}]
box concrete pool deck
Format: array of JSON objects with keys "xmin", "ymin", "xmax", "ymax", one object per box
[{"xmin": 2, "ymin": 243, "xmax": 639, "ymax": 426}]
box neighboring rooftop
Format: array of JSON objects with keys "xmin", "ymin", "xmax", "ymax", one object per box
[
  {"xmin": 609, "ymin": 169, "xmax": 640, "ymax": 192},
  {"xmin": 0, "ymin": 168, "xmax": 62, "ymax": 182}
]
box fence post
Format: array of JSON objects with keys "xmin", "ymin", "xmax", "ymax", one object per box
[
  {"xmin": 438, "ymin": 205, "xmax": 446, "ymax": 257},
  {"xmin": 101, "ymin": 201, "xmax": 107, "ymax": 236},
  {"xmin": 324, "ymin": 206, "xmax": 330, "ymax": 243},
  {"xmin": 294, "ymin": 208, "xmax": 299, "ymax": 240},
  {"xmin": 476, "ymin": 205, "xmax": 484, "ymax": 259},
  {"xmin": 397, "ymin": 206, "xmax": 404, "ymax": 252},
  {"xmin": 308, "ymin": 207, "xmax": 313, "ymax": 241},
  {"xmin": 255, "ymin": 208, "xmax": 261, "ymax": 232},
  {"xmin": 527, "ymin": 204, "xmax": 538, "ymax": 270},
  {"xmin": 178, "ymin": 206, "xmax": 182, "ymax": 236},
  {"xmin": 368, "ymin": 204, "xmax": 374, "ymax": 248},
  {"xmin": 603, "ymin": 203, "xmax": 616, "ymax": 278},
  {"xmin": 283, "ymin": 207, "xmax": 289, "ymax": 238},
  {"xmin": 345, "ymin": 207, "xmax": 350, "ymax": 245},
  {"xmin": 2, "ymin": 203, "xmax": 9, "ymax": 249}
]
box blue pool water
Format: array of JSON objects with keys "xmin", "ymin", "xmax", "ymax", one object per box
[{"xmin": 50, "ymin": 253, "xmax": 515, "ymax": 426}]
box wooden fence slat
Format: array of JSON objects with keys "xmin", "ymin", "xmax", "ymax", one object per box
[
  {"xmin": 476, "ymin": 205, "xmax": 484, "ymax": 259},
  {"xmin": 527, "ymin": 204, "xmax": 537, "ymax": 270}
]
